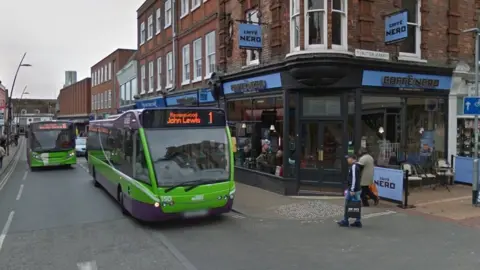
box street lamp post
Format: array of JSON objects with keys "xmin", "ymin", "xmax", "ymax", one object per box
[
  {"xmin": 6, "ymin": 52, "xmax": 31, "ymax": 155},
  {"xmin": 12, "ymin": 86, "xmax": 29, "ymax": 135}
]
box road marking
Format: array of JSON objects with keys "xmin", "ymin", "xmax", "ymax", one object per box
[
  {"xmin": 0, "ymin": 142, "xmax": 23, "ymax": 191},
  {"xmin": 0, "ymin": 211, "xmax": 15, "ymax": 252},
  {"xmin": 362, "ymin": 210, "xmax": 397, "ymax": 219},
  {"xmin": 156, "ymin": 232, "xmax": 198, "ymax": 270},
  {"xmin": 22, "ymin": 171, "xmax": 28, "ymax": 181},
  {"xmin": 290, "ymin": 196, "xmax": 344, "ymax": 200},
  {"xmin": 16, "ymin": 184, "xmax": 24, "ymax": 200},
  {"xmin": 77, "ymin": 261, "xmax": 98, "ymax": 270},
  {"xmin": 229, "ymin": 213, "xmax": 245, "ymax": 219},
  {"xmin": 415, "ymin": 196, "xmax": 471, "ymax": 206}
]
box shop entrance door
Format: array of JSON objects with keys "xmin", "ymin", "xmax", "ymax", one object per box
[{"xmin": 298, "ymin": 121, "xmax": 344, "ymax": 190}]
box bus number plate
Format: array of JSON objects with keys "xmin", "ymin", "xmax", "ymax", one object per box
[{"xmin": 183, "ymin": 210, "xmax": 208, "ymax": 218}]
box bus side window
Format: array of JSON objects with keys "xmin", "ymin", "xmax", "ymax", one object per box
[{"xmin": 133, "ymin": 131, "xmax": 150, "ymax": 185}]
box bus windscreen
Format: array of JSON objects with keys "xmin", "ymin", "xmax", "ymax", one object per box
[{"xmin": 141, "ymin": 109, "xmax": 226, "ymax": 128}]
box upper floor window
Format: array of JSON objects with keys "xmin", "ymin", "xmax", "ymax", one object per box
[
  {"xmin": 147, "ymin": 15, "xmax": 153, "ymax": 40},
  {"xmin": 140, "ymin": 22, "xmax": 146, "ymax": 44},
  {"xmin": 104, "ymin": 64, "xmax": 108, "ymax": 81},
  {"xmin": 305, "ymin": 0, "xmax": 327, "ymax": 49},
  {"xmin": 108, "ymin": 62, "xmax": 112, "ymax": 80},
  {"xmin": 91, "ymin": 94, "xmax": 94, "ymax": 110},
  {"xmin": 400, "ymin": 0, "xmax": 421, "ymax": 58},
  {"xmin": 157, "ymin": 57, "xmax": 162, "ymax": 90},
  {"xmin": 166, "ymin": 52, "xmax": 173, "ymax": 88},
  {"xmin": 245, "ymin": 10, "xmax": 260, "ymax": 66},
  {"xmin": 193, "ymin": 38, "xmax": 202, "ymax": 81},
  {"xmin": 181, "ymin": 0, "xmax": 189, "ymax": 17},
  {"xmin": 156, "ymin": 8, "xmax": 161, "ymax": 34},
  {"xmin": 331, "ymin": 0, "xmax": 347, "ymax": 49},
  {"xmin": 205, "ymin": 31, "xmax": 216, "ymax": 78},
  {"xmin": 148, "ymin": 61, "xmax": 154, "ymax": 92},
  {"xmin": 91, "ymin": 72, "xmax": 95, "ymax": 86},
  {"xmin": 141, "ymin": 64, "xmax": 146, "ymax": 93},
  {"xmin": 192, "ymin": 0, "xmax": 201, "ymax": 10},
  {"xmin": 290, "ymin": 0, "xmax": 300, "ymax": 51},
  {"xmin": 182, "ymin": 44, "xmax": 191, "ymax": 84},
  {"xmin": 100, "ymin": 67, "xmax": 104, "ymax": 83},
  {"xmin": 165, "ymin": 0, "xmax": 172, "ymax": 28},
  {"xmin": 108, "ymin": 90, "xmax": 112, "ymax": 108}
]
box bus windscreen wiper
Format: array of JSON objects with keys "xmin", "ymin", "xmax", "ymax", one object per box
[
  {"xmin": 164, "ymin": 180, "xmax": 202, "ymax": 193},
  {"xmin": 164, "ymin": 179, "xmax": 224, "ymax": 193}
]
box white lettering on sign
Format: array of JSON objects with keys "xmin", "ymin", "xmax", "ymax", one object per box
[{"xmin": 354, "ymin": 49, "xmax": 390, "ymax": 60}]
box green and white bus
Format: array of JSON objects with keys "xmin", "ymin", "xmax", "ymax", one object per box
[
  {"xmin": 87, "ymin": 107, "xmax": 235, "ymax": 222},
  {"xmin": 26, "ymin": 121, "xmax": 77, "ymax": 170}
]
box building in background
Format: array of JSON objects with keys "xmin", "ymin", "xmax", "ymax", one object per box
[
  {"xmin": 90, "ymin": 49, "xmax": 136, "ymax": 119},
  {"xmin": 12, "ymin": 98, "xmax": 56, "ymax": 134},
  {"xmin": 117, "ymin": 51, "xmax": 138, "ymax": 112},
  {"xmin": 64, "ymin": 71, "xmax": 77, "ymax": 87},
  {"xmin": 0, "ymin": 82, "xmax": 6, "ymax": 133},
  {"xmin": 57, "ymin": 78, "xmax": 91, "ymax": 132},
  {"xmin": 134, "ymin": 0, "xmax": 217, "ymax": 106}
]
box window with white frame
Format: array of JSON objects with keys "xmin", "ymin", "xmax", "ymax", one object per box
[
  {"xmin": 91, "ymin": 94, "xmax": 94, "ymax": 110},
  {"xmin": 148, "ymin": 15, "xmax": 153, "ymax": 40},
  {"xmin": 245, "ymin": 10, "xmax": 260, "ymax": 65},
  {"xmin": 331, "ymin": 0, "xmax": 347, "ymax": 49},
  {"xmin": 92, "ymin": 73, "xmax": 95, "ymax": 86},
  {"xmin": 156, "ymin": 8, "xmax": 161, "ymax": 34},
  {"xmin": 104, "ymin": 64, "xmax": 108, "ymax": 81},
  {"xmin": 165, "ymin": 0, "xmax": 172, "ymax": 28},
  {"xmin": 305, "ymin": 0, "xmax": 327, "ymax": 49},
  {"xmin": 181, "ymin": 0, "xmax": 189, "ymax": 17},
  {"xmin": 100, "ymin": 92, "xmax": 104, "ymax": 109},
  {"xmin": 290, "ymin": 0, "xmax": 300, "ymax": 51},
  {"xmin": 157, "ymin": 57, "xmax": 162, "ymax": 90},
  {"xmin": 108, "ymin": 62, "xmax": 112, "ymax": 80},
  {"xmin": 192, "ymin": 0, "xmax": 201, "ymax": 10},
  {"xmin": 140, "ymin": 22, "xmax": 146, "ymax": 44},
  {"xmin": 100, "ymin": 67, "xmax": 104, "ymax": 83},
  {"xmin": 141, "ymin": 64, "xmax": 146, "ymax": 93},
  {"xmin": 182, "ymin": 45, "xmax": 190, "ymax": 83},
  {"xmin": 166, "ymin": 52, "xmax": 173, "ymax": 87},
  {"xmin": 108, "ymin": 90, "xmax": 112, "ymax": 108},
  {"xmin": 400, "ymin": 0, "xmax": 421, "ymax": 57},
  {"xmin": 205, "ymin": 31, "xmax": 216, "ymax": 78},
  {"xmin": 193, "ymin": 38, "xmax": 202, "ymax": 81},
  {"xmin": 120, "ymin": 84, "xmax": 125, "ymax": 105},
  {"xmin": 149, "ymin": 61, "xmax": 154, "ymax": 92},
  {"xmin": 96, "ymin": 70, "xmax": 100, "ymax": 84}
]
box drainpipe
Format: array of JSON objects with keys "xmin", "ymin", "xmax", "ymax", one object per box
[{"xmin": 171, "ymin": 0, "xmax": 177, "ymax": 93}]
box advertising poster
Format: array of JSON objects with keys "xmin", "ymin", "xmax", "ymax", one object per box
[{"xmin": 373, "ymin": 167, "xmax": 404, "ymax": 202}]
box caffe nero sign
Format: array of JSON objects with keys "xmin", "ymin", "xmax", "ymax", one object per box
[
  {"xmin": 230, "ymin": 80, "xmax": 267, "ymax": 93},
  {"xmin": 381, "ymin": 75, "xmax": 440, "ymax": 88},
  {"xmin": 177, "ymin": 96, "xmax": 197, "ymax": 105}
]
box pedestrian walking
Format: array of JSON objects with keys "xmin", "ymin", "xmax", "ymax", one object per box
[
  {"xmin": 358, "ymin": 148, "xmax": 379, "ymax": 207},
  {"xmin": 337, "ymin": 154, "xmax": 363, "ymax": 228},
  {"xmin": 0, "ymin": 145, "xmax": 6, "ymax": 169}
]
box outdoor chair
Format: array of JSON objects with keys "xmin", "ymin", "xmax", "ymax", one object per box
[
  {"xmin": 414, "ymin": 164, "xmax": 436, "ymax": 188},
  {"xmin": 401, "ymin": 163, "xmax": 423, "ymax": 189}
]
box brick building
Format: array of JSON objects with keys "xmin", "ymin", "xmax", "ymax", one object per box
[
  {"xmin": 91, "ymin": 49, "xmax": 136, "ymax": 118},
  {"xmin": 57, "ymin": 78, "xmax": 91, "ymax": 131},
  {"xmin": 12, "ymin": 98, "xmax": 56, "ymax": 134},
  {"xmin": 0, "ymin": 82, "xmax": 6, "ymax": 133},
  {"xmin": 212, "ymin": 0, "xmax": 478, "ymax": 196},
  {"xmin": 134, "ymin": 0, "xmax": 218, "ymax": 107}
]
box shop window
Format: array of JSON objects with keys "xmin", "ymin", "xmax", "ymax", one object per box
[
  {"xmin": 400, "ymin": 0, "xmax": 421, "ymax": 58},
  {"xmin": 228, "ymin": 96, "xmax": 292, "ymax": 176},
  {"xmin": 302, "ymin": 96, "xmax": 340, "ymax": 117}
]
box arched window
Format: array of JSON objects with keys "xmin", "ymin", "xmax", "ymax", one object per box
[
  {"xmin": 34, "ymin": 109, "xmax": 40, "ymax": 114},
  {"xmin": 21, "ymin": 109, "xmax": 27, "ymax": 115}
]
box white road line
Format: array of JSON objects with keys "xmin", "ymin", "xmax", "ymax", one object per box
[
  {"xmin": 0, "ymin": 211, "xmax": 15, "ymax": 252},
  {"xmin": 415, "ymin": 196, "xmax": 471, "ymax": 206},
  {"xmin": 22, "ymin": 171, "xmax": 28, "ymax": 181},
  {"xmin": 77, "ymin": 261, "xmax": 98, "ymax": 270},
  {"xmin": 0, "ymin": 143, "xmax": 23, "ymax": 191},
  {"xmin": 362, "ymin": 210, "xmax": 397, "ymax": 219},
  {"xmin": 229, "ymin": 213, "xmax": 245, "ymax": 219},
  {"xmin": 16, "ymin": 184, "xmax": 24, "ymax": 200},
  {"xmin": 156, "ymin": 232, "xmax": 198, "ymax": 270}
]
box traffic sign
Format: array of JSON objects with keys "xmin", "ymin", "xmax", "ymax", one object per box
[{"xmin": 463, "ymin": 97, "xmax": 480, "ymax": 115}]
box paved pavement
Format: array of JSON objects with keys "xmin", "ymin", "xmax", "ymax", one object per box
[{"xmin": 0, "ymin": 155, "xmax": 479, "ymax": 269}]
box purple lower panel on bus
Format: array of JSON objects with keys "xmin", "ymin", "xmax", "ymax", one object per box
[{"xmin": 125, "ymin": 196, "xmax": 234, "ymax": 222}]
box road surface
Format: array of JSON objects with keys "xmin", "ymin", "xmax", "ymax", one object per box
[{"xmin": 0, "ymin": 144, "xmax": 479, "ymax": 269}]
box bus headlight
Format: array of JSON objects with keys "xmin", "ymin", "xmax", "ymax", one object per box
[
  {"xmin": 68, "ymin": 152, "xmax": 75, "ymax": 157},
  {"xmin": 32, "ymin": 153, "xmax": 40, "ymax": 159},
  {"xmin": 229, "ymin": 189, "xmax": 235, "ymax": 199}
]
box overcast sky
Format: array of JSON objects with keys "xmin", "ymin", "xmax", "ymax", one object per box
[{"xmin": 0, "ymin": 0, "xmax": 144, "ymax": 99}]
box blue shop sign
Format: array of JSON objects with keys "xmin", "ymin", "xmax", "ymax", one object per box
[
  {"xmin": 238, "ymin": 23, "xmax": 262, "ymax": 50},
  {"xmin": 385, "ymin": 10, "xmax": 408, "ymax": 44},
  {"xmin": 166, "ymin": 92, "xmax": 198, "ymax": 106},
  {"xmin": 362, "ymin": 70, "xmax": 452, "ymax": 90},
  {"xmin": 198, "ymin": 89, "xmax": 215, "ymax": 103},
  {"xmin": 223, "ymin": 73, "xmax": 282, "ymax": 95},
  {"xmin": 135, "ymin": 97, "xmax": 166, "ymax": 108}
]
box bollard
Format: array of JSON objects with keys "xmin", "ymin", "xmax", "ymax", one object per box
[
  {"xmin": 450, "ymin": 155, "xmax": 454, "ymax": 170},
  {"xmin": 474, "ymin": 159, "xmax": 479, "ymax": 206},
  {"xmin": 397, "ymin": 169, "xmax": 415, "ymax": 209}
]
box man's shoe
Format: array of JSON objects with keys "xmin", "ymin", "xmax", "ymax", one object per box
[
  {"xmin": 350, "ymin": 221, "xmax": 362, "ymax": 228},
  {"xmin": 374, "ymin": 198, "xmax": 380, "ymax": 206},
  {"xmin": 337, "ymin": 220, "xmax": 349, "ymax": 227}
]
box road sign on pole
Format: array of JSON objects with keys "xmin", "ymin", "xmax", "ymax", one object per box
[{"xmin": 463, "ymin": 96, "xmax": 480, "ymax": 115}]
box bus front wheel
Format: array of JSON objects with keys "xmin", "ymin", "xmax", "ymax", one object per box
[{"xmin": 92, "ymin": 168, "xmax": 100, "ymax": 188}]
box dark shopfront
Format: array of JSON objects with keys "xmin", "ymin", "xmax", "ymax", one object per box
[{"xmin": 224, "ymin": 57, "xmax": 453, "ymax": 195}]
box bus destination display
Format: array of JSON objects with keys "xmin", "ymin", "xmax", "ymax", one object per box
[
  {"xmin": 142, "ymin": 109, "xmax": 226, "ymax": 127},
  {"xmin": 36, "ymin": 123, "xmax": 67, "ymax": 130}
]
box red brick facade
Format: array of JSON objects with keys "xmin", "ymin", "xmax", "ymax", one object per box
[
  {"xmin": 137, "ymin": 0, "xmax": 217, "ymax": 98},
  {"xmin": 91, "ymin": 49, "xmax": 136, "ymax": 115},
  {"xmin": 57, "ymin": 78, "xmax": 91, "ymax": 117},
  {"xmin": 218, "ymin": 0, "xmax": 477, "ymax": 75}
]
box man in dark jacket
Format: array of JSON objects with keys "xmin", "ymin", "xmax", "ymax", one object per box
[{"xmin": 337, "ymin": 154, "xmax": 363, "ymax": 228}]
